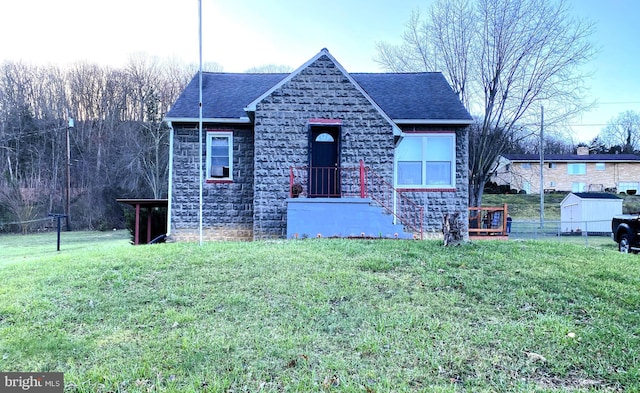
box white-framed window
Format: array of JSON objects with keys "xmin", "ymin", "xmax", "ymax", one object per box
[
  {"xmin": 572, "ymin": 182, "xmax": 586, "ymax": 192},
  {"xmin": 595, "ymin": 162, "xmax": 605, "ymax": 171},
  {"xmin": 548, "ymin": 162, "xmax": 557, "ymax": 169},
  {"xmin": 521, "ymin": 163, "xmax": 532, "ymax": 169},
  {"xmin": 395, "ymin": 133, "xmax": 455, "ymax": 188},
  {"xmin": 549, "ymin": 181, "xmax": 556, "ymax": 187},
  {"xmin": 206, "ymin": 131, "xmax": 233, "ymax": 181},
  {"xmin": 618, "ymin": 182, "xmax": 639, "ymax": 193},
  {"xmin": 567, "ymin": 163, "xmax": 586, "ymax": 175}
]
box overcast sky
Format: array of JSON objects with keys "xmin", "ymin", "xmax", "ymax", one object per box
[{"xmin": 1, "ymin": 0, "xmax": 639, "ymax": 143}]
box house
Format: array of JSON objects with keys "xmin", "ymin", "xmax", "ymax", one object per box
[
  {"xmin": 494, "ymin": 147, "xmax": 640, "ymax": 194},
  {"xmin": 164, "ymin": 48, "xmax": 473, "ymax": 241},
  {"xmin": 560, "ymin": 192, "xmax": 622, "ymax": 234}
]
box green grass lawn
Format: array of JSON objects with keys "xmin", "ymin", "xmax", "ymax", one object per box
[
  {"xmin": 1, "ymin": 233, "xmax": 639, "ymax": 392},
  {"xmin": 482, "ymin": 194, "xmax": 567, "ymax": 220}
]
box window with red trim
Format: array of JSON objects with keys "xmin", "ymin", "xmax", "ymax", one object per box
[{"xmin": 395, "ymin": 134, "xmax": 455, "ymax": 189}]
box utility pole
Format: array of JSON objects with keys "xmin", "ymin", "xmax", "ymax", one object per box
[
  {"xmin": 66, "ymin": 117, "xmax": 74, "ymax": 231},
  {"xmin": 539, "ymin": 106, "xmax": 544, "ymax": 229}
]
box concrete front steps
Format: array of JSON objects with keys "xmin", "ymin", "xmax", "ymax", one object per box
[{"xmin": 286, "ymin": 197, "xmax": 415, "ymax": 239}]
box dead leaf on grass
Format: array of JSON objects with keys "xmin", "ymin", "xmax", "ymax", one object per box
[
  {"xmin": 322, "ymin": 374, "xmax": 340, "ymax": 389},
  {"xmin": 286, "ymin": 354, "xmax": 309, "ymax": 368},
  {"xmin": 525, "ymin": 351, "xmax": 547, "ymax": 362}
]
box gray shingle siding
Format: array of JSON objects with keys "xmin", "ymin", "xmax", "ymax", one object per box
[
  {"xmin": 252, "ymin": 54, "xmax": 395, "ymax": 239},
  {"xmin": 170, "ymin": 125, "xmax": 254, "ymax": 241}
]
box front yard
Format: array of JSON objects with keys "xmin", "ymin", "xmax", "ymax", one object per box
[{"xmin": 1, "ymin": 232, "xmax": 639, "ymax": 391}]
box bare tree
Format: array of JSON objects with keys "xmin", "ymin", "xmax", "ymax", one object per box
[
  {"xmin": 376, "ymin": 0, "xmax": 595, "ymax": 207},
  {"xmin": 599, "ymin": 110, "xmax": 640, "ymax": 153},
  {"xmin": 0, "ymin": 54, "xmax": 205, "ymax": 232}
]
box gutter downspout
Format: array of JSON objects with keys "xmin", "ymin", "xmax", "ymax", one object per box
[
  {"xmin": 392, "ymin": 134, "xmax": 404, "ymax": 225},
  {"xmin": 166, "ymin": 121, "xmax": 174, "ymax": 236}
]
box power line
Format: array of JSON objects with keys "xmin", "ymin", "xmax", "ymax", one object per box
[{"xmin": 0, "ymin": 217, "xmax": 52, "ymax": 226}]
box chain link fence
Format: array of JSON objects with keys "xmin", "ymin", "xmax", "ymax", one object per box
[{"xmin": 507, "ymin": 219, "xmax": 617, "ymax": 248}]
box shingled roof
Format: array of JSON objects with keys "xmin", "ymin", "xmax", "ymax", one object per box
[
  {"xmin": 503, "ymin": 153, "xmax": 640, "ymax": 162},
  {"xmin": 571, "ymin": 192, "xmax": 622, "ymax": 200},
  {"xmin": 352, "ymin": 73, "xmax": 471, "ymax": 121},
  {"xmin": 165, "ymin": 70, "xmax": 472, "ymax": 123},
  {"xmin": 166, "ymin": 73, "xmax": 288, "ymax": 120}
]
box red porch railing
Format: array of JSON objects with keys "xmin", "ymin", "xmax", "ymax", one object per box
[
  {"xmin": 289, "ymin": 160, "xmax": 424, "ymax": 239},
  {"xmin": 365, "ymin": 166, "xmax": 424, "ymax": 239}
]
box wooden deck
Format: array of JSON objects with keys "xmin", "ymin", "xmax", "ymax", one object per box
[{"xmin": 469, "ymin": 204, "xmax": 510, "ymax": 240}]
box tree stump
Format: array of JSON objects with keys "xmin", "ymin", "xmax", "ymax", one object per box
[{"xmin": 443, "ymin": 212, "xmax": 464, "ymax": 246}]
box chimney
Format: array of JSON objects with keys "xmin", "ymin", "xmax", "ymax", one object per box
[{"xmin": 576, "ymin": 146, "xmax": 589, "ymax": 156}]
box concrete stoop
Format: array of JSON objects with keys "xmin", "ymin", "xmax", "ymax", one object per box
[{"xmin": 286, "ymin": 197, "xmax": 415, "ymax": 239}]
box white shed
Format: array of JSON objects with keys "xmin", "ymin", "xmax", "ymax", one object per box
[{"xmin": 560, "ymin": 192, "xmax": 623, "ymax": 233}]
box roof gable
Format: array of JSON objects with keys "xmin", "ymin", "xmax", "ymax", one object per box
[
  {"xmin": 561, "ymin": 192, "xmax": 622, "ymax": 206},
  {"xmin": 244, "ymin": 48, "xmax": 401, "ymax": 135}
]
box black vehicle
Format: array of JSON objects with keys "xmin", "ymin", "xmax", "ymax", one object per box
[{"xmin": 612, "ymin": 213, "xmax": 640, "ymax": 253}]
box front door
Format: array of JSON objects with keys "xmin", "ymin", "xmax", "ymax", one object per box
[{"xmin": 309, "ymin": 126, "xmax": 340, "ymax": 197}]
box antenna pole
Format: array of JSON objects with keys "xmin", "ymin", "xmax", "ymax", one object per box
[
  {"xmin": 198, "ymin": 0, "xmax": 204, "ymax": 246},
  {"xmin": 539, "ymin": 106, "xmax": 544, "ymax": 229}
]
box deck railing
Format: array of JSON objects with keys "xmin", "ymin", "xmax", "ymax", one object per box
[
  {"xmin": 468, "ymin": 204, "xmax": 509, "ymax": 238},
  {"xmin": 289, "ymin": 160, "xmax": 424, "ymax": 239}
]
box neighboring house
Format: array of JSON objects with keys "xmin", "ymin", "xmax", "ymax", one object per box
[
  {"xmin": 164, "ymin": 48, "xmax": 473, "ymax": 241},
  {"xmin": 494, "ymin": 147, "xmax": 640, "ymax": 194}
]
